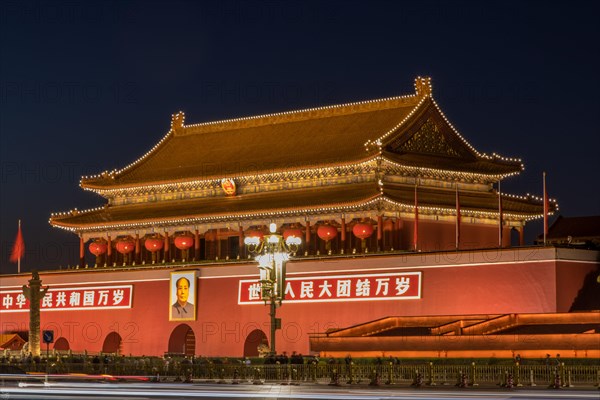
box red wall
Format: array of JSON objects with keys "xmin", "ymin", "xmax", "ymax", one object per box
[
  {"xmin": 555, "ymin": 261, "xmax": 598, "ymax": 312},
  {"xmin": 0, "ymin": 248, "xmax": 596, "ymax": 357},
  {"xmin": 399, "ymin": 219, "xmax": 511, "ymax": 251}
]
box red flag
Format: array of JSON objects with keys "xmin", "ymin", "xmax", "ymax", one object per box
[
  {"xmin": 10, "ymin": 221, "xmax": 25, "ymax": 263},
  {"xmin": 543, "ymin": 172, "xmax": 549, "ymax": 245},
  {"xmin": 414, "ymin": 182, "xmax": 419, "ymax": 251},
  {"xmin": 456, "ymin": 185, "xmax": 461, "ymax": 250}
]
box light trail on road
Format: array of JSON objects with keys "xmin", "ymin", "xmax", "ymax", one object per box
[{"xmin": 2, "ymin": 382, "xmax": 599, "ymax": 400}]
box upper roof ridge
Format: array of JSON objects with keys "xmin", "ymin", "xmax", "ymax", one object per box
[{"xmin": 176, "ymin": 77, "xmax": 430, "ymax": 136}]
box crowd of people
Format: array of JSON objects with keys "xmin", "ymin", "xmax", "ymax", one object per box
[{"xmin": 262, "ymin": 351, "xmax": 314, "ymax": 365}]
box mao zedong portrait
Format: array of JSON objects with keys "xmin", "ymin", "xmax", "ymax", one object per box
[{"xmin": 172, "ymin": 277, "xmax": 194, "ymax": 319}]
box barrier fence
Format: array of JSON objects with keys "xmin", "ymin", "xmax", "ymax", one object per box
[{"xmin": 2, "ymin": 356, "xmax": 599, "ymax": 387}]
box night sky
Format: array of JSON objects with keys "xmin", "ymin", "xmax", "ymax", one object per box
[{"xmin": 1, "ymin": 1, "xmax": 599, "ymax": 273}]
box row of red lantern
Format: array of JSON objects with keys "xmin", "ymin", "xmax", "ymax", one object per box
[
  {"xmin": 89, "ymin": 223, "xmax": 378, "ymax": 256},
  {"xmin": 316, "ymin": 223, "xmax": 374, "ymax": 241},
  {"xmin": 245, "ymin": 223, "xmax": 375, "ymax": 242},
  {"xmin": 89, "ymin": 235, "xmax": 195, "ymax": 256}
]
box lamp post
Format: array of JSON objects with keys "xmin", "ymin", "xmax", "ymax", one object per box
[{"xmin": 245, "ymin": 223, "xmax": 301, "ymax": 356}]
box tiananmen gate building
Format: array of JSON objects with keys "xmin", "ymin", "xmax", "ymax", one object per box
[{"xmin": 1, "ymin": 77, "xmax": 598, "ymax": 359}]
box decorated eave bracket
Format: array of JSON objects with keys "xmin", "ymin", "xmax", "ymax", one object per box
[
  {"xmin": 54, "ymin": 188, "xmax": 549, "ymax": 239},
  {"xmin": 171, "ymin": 111, "xmax": 185, "ymax": 133}
]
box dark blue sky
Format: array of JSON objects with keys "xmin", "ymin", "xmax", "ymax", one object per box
[{"xmin": 1, "ymin": 0, "xmax": 599, "ymax": 272}]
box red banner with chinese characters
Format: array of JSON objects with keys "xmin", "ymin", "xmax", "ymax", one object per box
[
  {"xmin": 238, "ymin": 272, "xmax": 421, "ymax": 304},
  {"xmin": 0, "ymin": 285, "xmax": 133, "ymax": 313}
]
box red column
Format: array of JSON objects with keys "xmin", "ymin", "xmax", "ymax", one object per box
[
  {"xmin": 164, "ymin": 232, "xmax": 170, "ymax": 262},
  {"xmin": 396, "ymin": 218, "xmax": 403, "ymax": 250},
  {"xmin": 414, "ymin": 184, "xmax": 419, "ymax": 252},
  {"xmin": 519, "ymin": 226, "xmax": 525, "ymax": 246},
  {"xmin": 238, "ymin": 226, "xmax": 244, "ymax": 259},
  {"xmin": 135, "ymin": 234, "xmax": 140, "ymax": 264},
  {"xmin": 194, "ymin": 229, "xmax": 200, "ymax": 261},
  {"xmin": 377, "ymin": 215, "xmax": 383, "ymax": 251},
  {"xmin": 79, "ymin": 236, "xmax": 85, "ymax": 268},
  {"xmin": 341, "ymin": 217, "xmax": 346, "ymax": 254},
  {"xmin": 305, "ymin": 220, "xmax": 311, "ymax": 255},
  {"xmin": 107, "ymin": 235, "xmax": 112, "ymax": 266}
]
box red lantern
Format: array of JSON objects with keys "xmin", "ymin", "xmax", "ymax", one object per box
[
  {"xmin": 174, "ymin": 235, "xmax": 194, "ymax": 250},
  {"xmin": 116, "ymin": 240, "xmax": 135, "ymax": 254},
  {"xmin": 89, "ymin": 241, "xmax": 107, "ymax": 256},
  {"xmin": 317, "ymin": 225, "xmax": 337, "ymax": 241},
  {"xmin": 353, "ymin": 223, "xmax": 374, "ymax": 239},
  {"xmin": 144, "ymin": 237, "xmax": 164, "ymax": 252},
  {"xmin": 283, "ymin": 228, "xmax": 303, "ymax": 240}
]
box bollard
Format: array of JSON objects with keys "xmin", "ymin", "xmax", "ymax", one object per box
[
  {"xmin": 329, "ymin": 368, "xmax": 340, "ymax": 386},
  {"xmin": 469, "ymin": 362, "xmax": 477, "ymax": 386},
  {"xmin": 281, "ymin": 364, "xmax": 289, "ymax": 386},
  {"xmin": 217, "ymin": 368, "xmax": 226, "ymax": 384},
  {"xmin": 549, "ymin": 368, "xmax": 561, "ymax": 389},
  {"xmin": 291, "ymin": 368, "xmax": 300, "ymax": 386},
  {"xmin": 370, "ymin": 369, "xmax": 381, "ymax": 386},
  {"xmin": 427, "ymin": 362, "xmax": 436, "ymax": 386},
  {"xmin": 529, "ymin": 369, "xmax": 536, "ymax": 387},
  {"xmin": 567, "ymin": 370, "xmax": 573, "ymax": 388},
  {"xmin": 385, "ymin": 362, "xmax": 393, "ymax": 385},
  {"xmin": 505, "ymin": 372, "xmax": 514, "ymax": 389},
  {"xmin": 441, "ymin": 368, "xmax": 449, "ymax": 385},
  {"xmin": 456, "ymin": 370, "xmax": 467, "ymax": 388},
  {"xmin": 411, "ymin": 370, "xmax": 423, "ymax": 387},
  {"xmin": 276, "ymin": 363, "xmax": 282, "ymax": 381},
  {"xmin": 208, "ymin": 363, "xmax": 214, "ymax": 381},
  {"xmin": 346, "ymin": 362, "xmax": 354, "ymax": 384},
  {"xmin": 252, "ymin": 367, "xmax": 263, "ymax": 385},
  {"xmin": 311, "ymin": 361, "xmax": 318, "ymax": 383}
]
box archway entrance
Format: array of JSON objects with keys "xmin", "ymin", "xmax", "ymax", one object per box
[
  {"xmin": 102, "ymin": 332, "xmax": 122, "ymax": 354},
  {"xmin": 243, "ymin": 329, "xmax": 268, "ymax": 357},
  {"xmin": 168, "ymin": 324, "xmax": 196, "ymax": 356},
  {"xmin": 510, "ymin": 227, "xmax": 520, "ymax": 247},
  {"xmin": 53, "ymin": 337, "xmax": 70, "ymax": 351}
]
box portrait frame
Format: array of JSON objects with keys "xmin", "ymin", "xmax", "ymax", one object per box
[{"xmin": 169, "ymin": 271, "xmax": 197, "ymax": 321}]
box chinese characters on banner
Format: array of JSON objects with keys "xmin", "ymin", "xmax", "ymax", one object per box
[
  {"xmin": 238, "ymin": 272, "xmax": 421, "ymax": 304},
  {"xmin": 0, "ymin": 285, "xmax": 133, "ymax": 312}
]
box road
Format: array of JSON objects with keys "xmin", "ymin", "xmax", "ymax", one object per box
[{"xmin": 1, "ymin": 382, "xmax": 599, "ymax": 400}]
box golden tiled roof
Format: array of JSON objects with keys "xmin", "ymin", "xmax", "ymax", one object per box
[{"xmin": 80, "ymin": 78, "xmax": 521, "ymax": 190}]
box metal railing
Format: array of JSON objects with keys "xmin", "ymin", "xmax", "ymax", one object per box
[{"xmin": 2, "ymin": 358, "xmax": 599, "ymax": 387}]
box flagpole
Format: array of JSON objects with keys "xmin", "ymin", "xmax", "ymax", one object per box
[
  {"xmin": 414, "ymin": 179, "xmax": 419, "ymax": 252},
  {"xmin": 543, "ymin": 172, "xmax": 547, "ymax": 246},
  {"xmin": 498, "ymin": 180, "xmax": 502, "ymax": 248},
  {"xmin": 455, "ymin": 184, "xmax": 460, "ymax": 250},
  {"xmin": 18, "ymin": 219, "xmax": 21, "ymax": 274}
]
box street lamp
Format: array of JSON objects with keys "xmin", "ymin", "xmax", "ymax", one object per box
[{"xmin": 244, "ymin": 223, "xmax": 301, "ymax": 356}]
